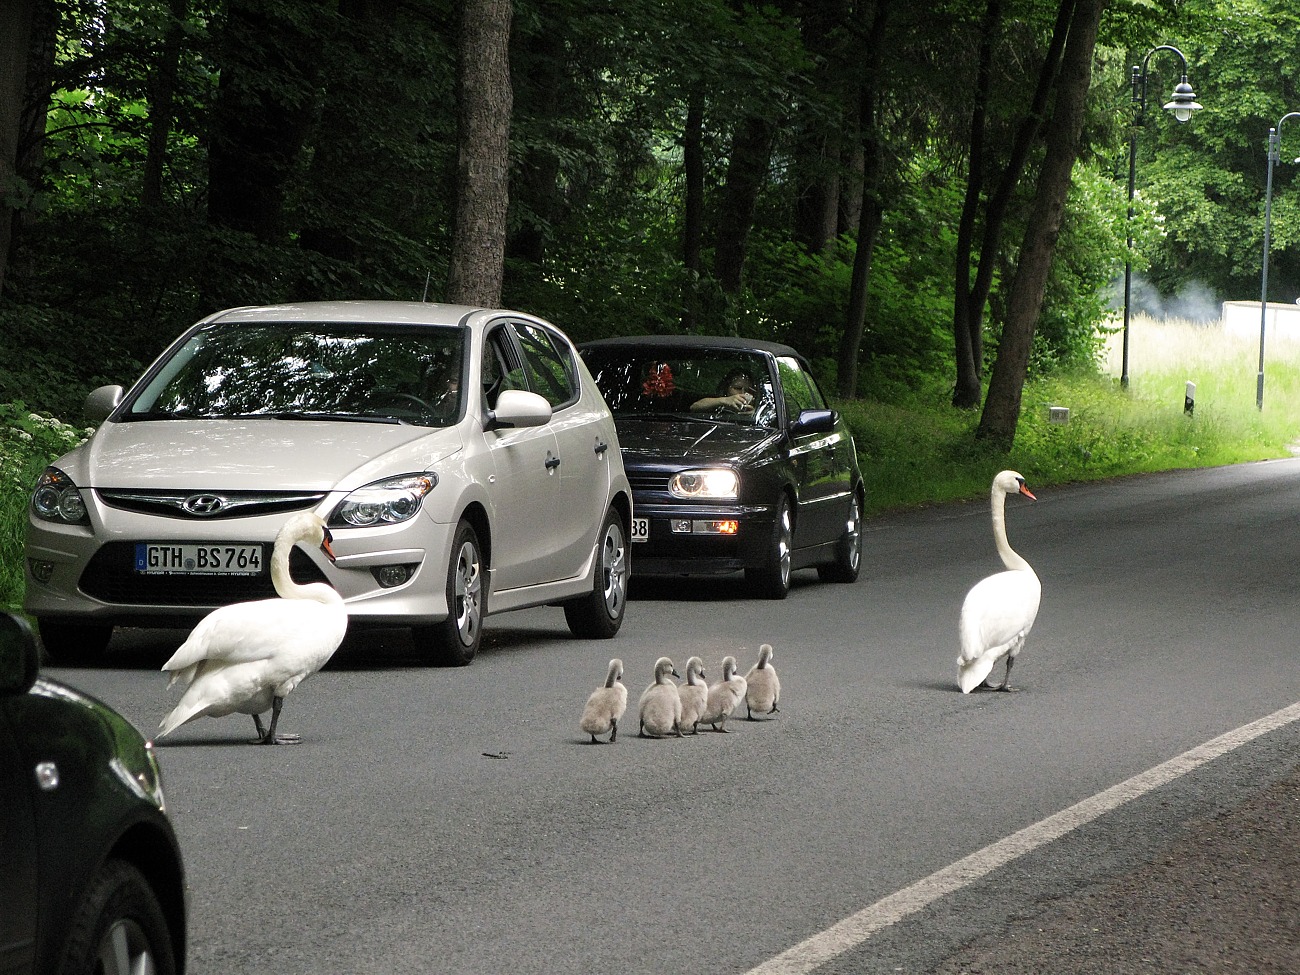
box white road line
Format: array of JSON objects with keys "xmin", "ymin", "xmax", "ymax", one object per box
[{"xmin": 745, "ymin": 700, "xmax": 1300, "ymax": 975}]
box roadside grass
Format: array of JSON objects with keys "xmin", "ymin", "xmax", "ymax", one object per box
[
  {"xmin": 4, "ymin": 313, "xmax": 1299, "ymax": 609},
  {"xmin": 845, "ymin": 314, "xmax": 1300, "ymax": 514}
]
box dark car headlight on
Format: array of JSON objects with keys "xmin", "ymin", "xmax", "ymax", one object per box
[
  {"xmin": 32, "ymin": 467, "xmax": 89, "ymax": 524},
  {"xmin": 330, "ymin": 473, "xmax": 437, "ymax": 527},
  {"xmin": 669, "ymin": 468, "xmax": 739, "ymax": 500}
]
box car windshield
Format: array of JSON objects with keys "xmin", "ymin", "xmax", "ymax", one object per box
[
  {"xmin": 583, "ymin": 348, "xmax": 778, "ymax": 428},
  {"xmin": 124, "ymin": 321, "xmax": 467, "ymax": 426}
]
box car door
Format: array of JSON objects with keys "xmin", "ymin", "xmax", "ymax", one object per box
[
  {"xmin": 777, "ymin": 355, "xmax": 852, "ymax": 544},
  {"xmin": 511, "ymin": 320, "xmax": 611, "ymax": 582},
  {"xmin": 481, "ymin": 323, "xmax": 563, "ymax": 593},
  {"xmin": 0, "ymin": 707, "xmax": 37, "ymax": 973}
]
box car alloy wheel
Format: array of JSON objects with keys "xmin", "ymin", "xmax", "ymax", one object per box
[
  {"xmin": 61, "ymin": 859, "xmax": 178, "ymax": 975},
  {"xmin": 415, "ymin": 519, "xmax": 485, "ymax": 666},
  {"xmin": 747, "ymin": 494, "xmax": 792, "ymax": 600},
  {"xmin": 564, "ymin": 508, "xmax": 628, "ymax": 639},
  {"xmin": 818, "ymin": 490, "xmax": 862, "ymax": 583}
]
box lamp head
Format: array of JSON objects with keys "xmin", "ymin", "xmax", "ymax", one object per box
[{"xmin": 1164, "ymin": 80, "xmax": 1202, "ymax": 122}]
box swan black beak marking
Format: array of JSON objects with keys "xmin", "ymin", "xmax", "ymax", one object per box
[{"xmin": 321, "ymin": 527, "xmax": 337, "ymax": 562}]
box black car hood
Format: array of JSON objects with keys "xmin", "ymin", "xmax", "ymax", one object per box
[{"xmin": 612, "ymin": 417, "xmax": 779, "ymax": 465}]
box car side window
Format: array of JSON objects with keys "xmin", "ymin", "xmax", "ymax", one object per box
[
  {"xmin": 483, "ymin": 327, "xmax": 526, "ymax": 410},
  {"xmin": 513, "ymin": 323, "xmax": 577, "ymax": 409},
  {"xmin": 777, "ymin": 356, "xmax": 817, "ymax": 418}
]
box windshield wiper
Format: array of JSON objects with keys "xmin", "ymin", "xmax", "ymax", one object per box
[
  {"xmin": 618, "ymin": 411, "xmax": 709, "ymax": 422},
  {"xmin": 267, "ymin": 411, "xmax": 404, "ymax": 425}
]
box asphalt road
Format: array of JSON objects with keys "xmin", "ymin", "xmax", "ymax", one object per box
[{"xmin": 50, "ymin": 459, "xmax": 1300, "ymax": 974}]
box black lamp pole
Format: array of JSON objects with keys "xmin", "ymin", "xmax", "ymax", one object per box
[
  {"xmin": 1121, "ymin": 45, "xmax": 1203, "ymax": 388},
  {"xmin": 1257, "ymin": 112, "xmax": 1300, "ymax": 410}
]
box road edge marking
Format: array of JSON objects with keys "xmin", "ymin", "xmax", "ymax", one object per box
[{"xmin": 745, "ymin": 700, "xmax": 1300, "ymax": 975}]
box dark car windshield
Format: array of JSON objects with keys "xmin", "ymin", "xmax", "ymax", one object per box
[
  {"xmin": 125, "ymin": 321, "xmax": 467, "ymax": 427},
  {"xmin": 583, "ymin": 348, "xmax": 778, "ymax": 429}
]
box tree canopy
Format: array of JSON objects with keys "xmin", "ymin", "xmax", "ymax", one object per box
[{"xmin": 1, "ymin": 0, "xmax": 1296, "ymax": 447}]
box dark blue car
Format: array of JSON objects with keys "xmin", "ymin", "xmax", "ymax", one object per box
[
  {"xmin": 0, "ymin": 612, "xmax": 187, "ymax": 974},
  {"xmin": 580, "ymin": 335, "xmax": 864, "ymax": 598}
]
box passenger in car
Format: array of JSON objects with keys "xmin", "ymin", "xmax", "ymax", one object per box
[{"xmin": 691, "ymin": 369, "xmax": 757, "ymax": 413}]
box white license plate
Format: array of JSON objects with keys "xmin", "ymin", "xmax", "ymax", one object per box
[
  {"xmin": 135, "ymin": 543, "xmax": 266, "ymax": 575},
  {"xmin": 631, "ymin": 517, "xmax": 649, "ymax": 542}
]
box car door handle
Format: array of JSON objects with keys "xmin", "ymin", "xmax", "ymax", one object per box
[
  {"xmin": 545, "ymin": 454, "xmax": 561, "ymax": 470},
  {"xmin": 594, "ymin": 440, "xmax": 609, "ymax": 455}
]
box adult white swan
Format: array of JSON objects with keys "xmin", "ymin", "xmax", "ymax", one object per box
[
  {"xmin": 957, "ymin": 470, "xmax": 1039, "ymax": 694},
  {"xmin": 157, "ymin": 511, "xmax": 348, "ymax": 743}
]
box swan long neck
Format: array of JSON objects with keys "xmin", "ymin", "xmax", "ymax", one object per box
[
  {"xmin": 605, "ymin": 662, "xmax": 621, "ymax": 687},
  {"xmin": 270, "ymin": 533, "xmax": 337, "ymax": 603},
  {"xmin": 992, "ymin": 484, "xmax": 1032, "ymax": 572}
]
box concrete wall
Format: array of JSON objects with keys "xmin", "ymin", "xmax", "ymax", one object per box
[{"xmin": 1222, "ymin": 300, "xmax": 1300, "ymax": 342}]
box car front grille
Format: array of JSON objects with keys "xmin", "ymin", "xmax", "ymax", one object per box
[
  {"xmin": 96, "ymin": 489, "xmax": 327, "ymax": 520},
  {"xmin": 79, "ymin": 542, "xmax": 329, "ymax": 606},
  {"xmin": 628, "ymin": 473, "xmax": 671, "ymax": 494}
]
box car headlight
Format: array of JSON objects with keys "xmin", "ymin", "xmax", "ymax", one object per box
[
  {"xmin": 31, "ymin": 467, "xmax": 89, "ymax": 524},
  {"xmin": 669, "ymin": 468, "xmax": 739, "ymax": 500},
  {"xmin": 330, "ymin": 473, "xmax": 437, "ymax": 527}
]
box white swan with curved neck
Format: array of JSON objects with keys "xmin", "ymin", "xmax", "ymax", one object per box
[
  {"xmin": 958, "ymin": 470, "xmax": 1040, "ymax": 693},
  {"xmin": 157, "ymin": 511, "xmax": 348, "ymax": 743}
]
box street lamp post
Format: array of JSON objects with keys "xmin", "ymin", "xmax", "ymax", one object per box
[
  {"xmin": 1121, "ymin": 45, "xmax": 1203, "ymax": 388},
  {"xmin": 1257, "ymin": 112, "xmax": 1300, "ymax": 411}
]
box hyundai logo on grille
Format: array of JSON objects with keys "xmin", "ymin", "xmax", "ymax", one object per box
[{"xmin": 182, "ymin": 494, "xmax": 227, "ymax": 516}]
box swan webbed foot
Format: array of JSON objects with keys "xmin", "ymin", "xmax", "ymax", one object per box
[{"xmin": 254, "ymin": 695, "xmax": 298, "ymax": 744}]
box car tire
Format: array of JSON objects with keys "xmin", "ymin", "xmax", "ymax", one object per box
[
  {"xmin": 413, "ymin": 520, "xmax": 485, "ymax": 666},
  {"xmin": 746, "ymin": 494, "xmax": 792, "ymax": 600},
  {"xmin": 59, "ymin": 858, "xmax": 178, "ymax": 975},
  {"xmin": 37, "ymin": 619, "xmax": 113, "ymax": 666},
  {"xmin": 564, "ymin": 508, "xmax": 629, "ymax": 639},
  {"xmin": 818, "ymin": 489, "xmax": 862, "ymax": 584}
]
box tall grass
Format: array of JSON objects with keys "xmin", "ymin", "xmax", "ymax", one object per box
[
  {"xmin": 846, "ymin": 314, "xmax": 1300, "ymax": 513},
  {"xmin": 4, "ymin": 312, "xmax": 1300, "ymax": 609}
]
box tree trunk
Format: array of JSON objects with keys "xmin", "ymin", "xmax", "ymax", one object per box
[
  {"xmin": 977, "ymin": 0, "xmax": 1105, "ymax": 449},
  {"xmin": 446, "ymin": 0, "xmax": 512, "ymax": 307},
  {"xmin": 681, "ymin": 93, "xmax": 704, "ymax": 330},
  {"xmin": 951, "ymin": 0, "xmax": 1001, "ymax": 409},
  {"xmin": 142, "ymin": 0, "xmax": 188, "ymax": 211},
  {"xmin": 791, "ymin": 0, "xmax": 850, "ymax": 256},
  {"xmin": 836, "ymin": 0, "xmax": 889, "ymax": 399},
  {"xmin": 0, "ymin": 0, "xmax": 35, "ymax": 297},
  {"xmin": 207, "ymin": 0, "xmax": 320, "ymax": 242},
  {"xmin": 504, "ymin": 1, "xmax": 564, "ymax": 268},
  {"xmin": 713, "ymin": 114, "xmax": 777, "ymax": 297}
]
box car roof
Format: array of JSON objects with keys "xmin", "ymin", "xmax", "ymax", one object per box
[
  {"xmin": 205, "ymin": 300, "xmax": 507, "ymax": 328},
  {"xmin": 579, "ymin": 334, "xmax": 805, "ymax": 360}
]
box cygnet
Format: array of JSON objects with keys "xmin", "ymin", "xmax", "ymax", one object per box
[
  {"xmin": 700, "ymin": 655, "xmax": 747, "ymax": 732},
  {"xmin": 677, "ymin": 656, "xmax": 708, "ymax": 735},
  {"xmin": 638, "ymin": 656, "xmax": 683, "ymax": 738},
  {"xmin": 580, "ymin": 658, "xmax": 628, "ymax": 743},
  {"xmin": 744, "ymin": 643, "xmax": 780, "ymax": 719}
]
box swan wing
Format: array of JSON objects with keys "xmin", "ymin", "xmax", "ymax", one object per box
[
  {"xmin": 958, "ymin": 569, "xmax": 1040, "ymax": 692},
  {"xmin": 163, "ymin": 599, "xmax": 346, "ymax": 673},
  {"xmin": 157, "ymin": 659, "xmax": 281, "ymax": 737}
]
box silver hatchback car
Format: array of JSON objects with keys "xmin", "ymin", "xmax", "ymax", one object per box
[{"xmin": 24, "ymin": 301, "xmax": 632, "ymax": 666}]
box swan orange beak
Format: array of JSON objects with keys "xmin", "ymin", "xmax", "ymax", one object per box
[
  {"xmin": 321, "ymin": 528, "xmax": 338, "ymax": 562},
  {"xmin": 1019, "ymin": 485, "xmax": 1037, "ymax": 501}
]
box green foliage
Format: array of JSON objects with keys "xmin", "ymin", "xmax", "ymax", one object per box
[{"xmin": 0, "ymin": 404, "xmax": 94, "ymax": 611}]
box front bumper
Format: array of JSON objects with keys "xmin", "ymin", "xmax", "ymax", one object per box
[
  {"xmin": 23, "ymin": 501, "xmax": 456, "ymax": 628},
  {"xmin": 628, "ymin": 500, "xmax": 773, "ymax": 575}
]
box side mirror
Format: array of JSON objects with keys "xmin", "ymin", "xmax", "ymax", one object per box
[
  {"xmin": 790, "ymin": 408, "xmax": 837, "ymax": 436},
  {"xmin": 0, "ymin": 613, "xmax": 40, "ymax": 696},
  {"xmin": 84, "ymin": 385, "xmax": 124, "ymax": 424},
  {"xmin": 485, "ymin": 389, "xmax": 552, "ymax": 431}
]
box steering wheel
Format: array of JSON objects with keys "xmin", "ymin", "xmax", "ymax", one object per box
[{"xmin": 370, "ymin": 391, "xmax": 436, "ymax": 414}]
